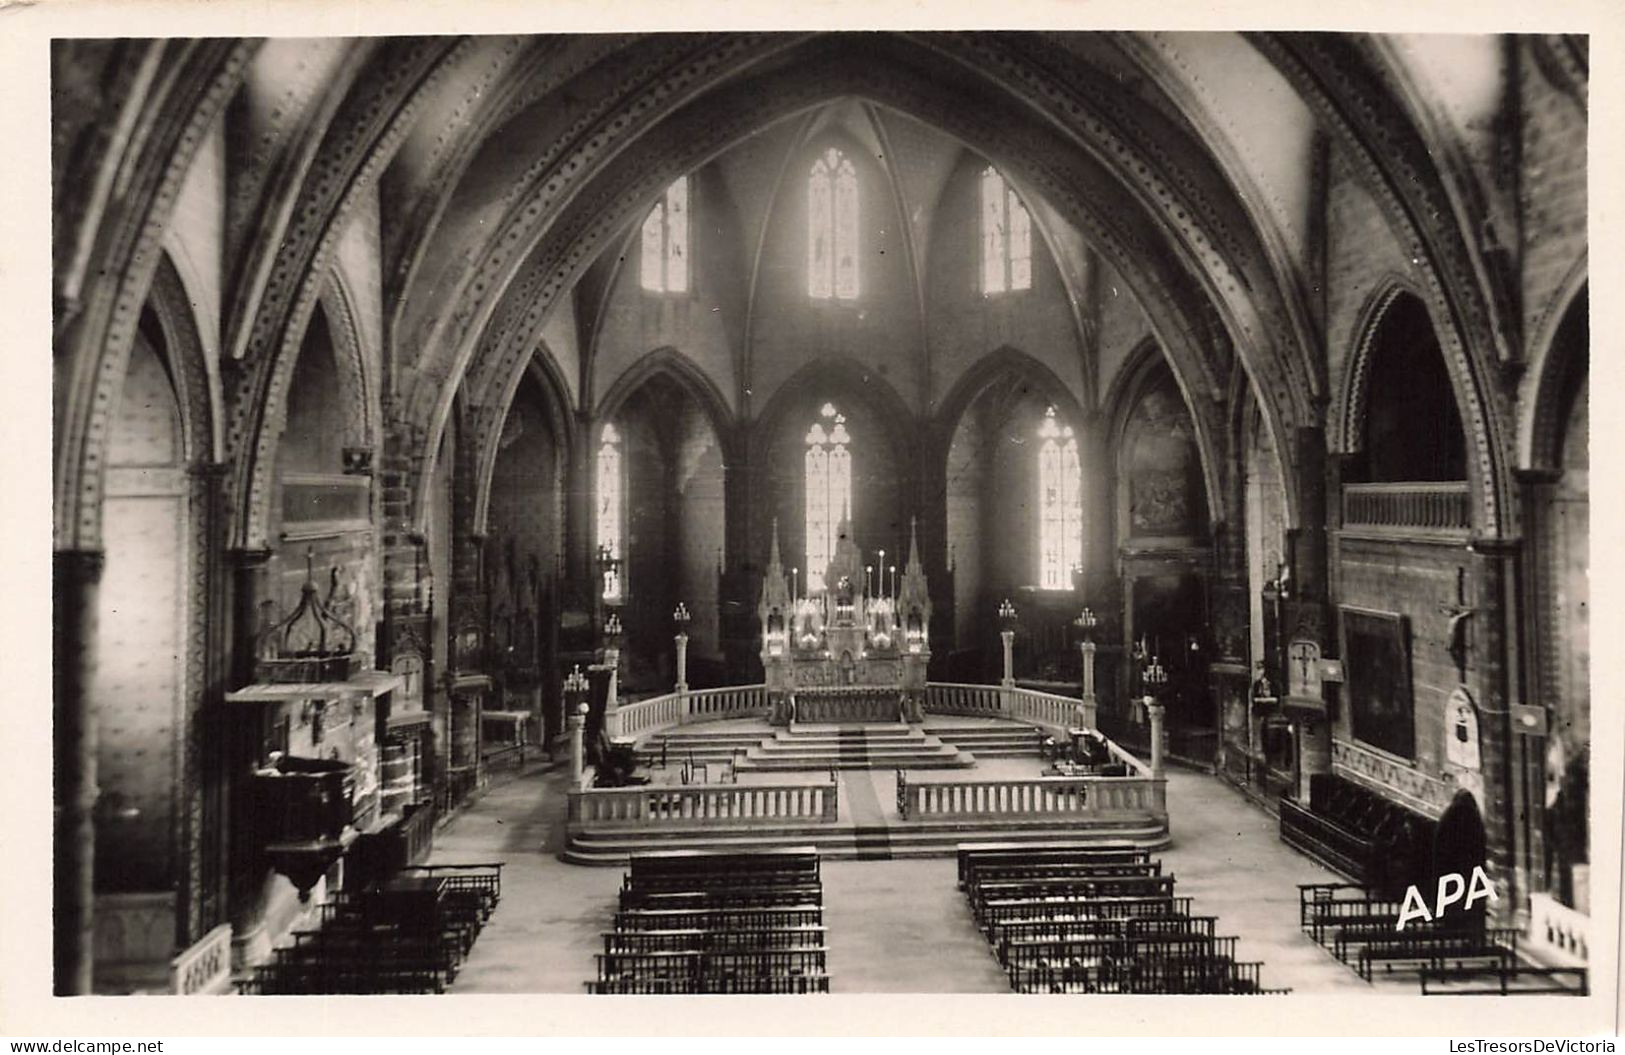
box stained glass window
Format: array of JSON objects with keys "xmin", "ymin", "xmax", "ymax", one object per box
[
  {"xmin": 1038, "ymin": 407, "xmax": 1082, "ymax": 590},
  {"xmin": 981, "ymin": 167, "xmax": 1032, "ymax": 294},
  {"xmin": 805, "ymin": 403, "xmax": 852, "ymax": 592},
  {"xmin": 639, "ymin": 176, "xmax": 689, "ymax": 293},
  {"xmin": 810, "ymin": 148, "xmax": 858, "ymax": 300},
  {"xmin": 597, "ymin": 423, "xmax": 623, "ymax": 601}
]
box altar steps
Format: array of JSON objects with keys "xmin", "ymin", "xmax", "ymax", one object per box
[
  {"xmin": 742, "ymin": 725, "xmax": 972, "ymax": 771},
  {"xmin": 562, "ymin": 817, "xmax": 1171, "ymax": 865},
  {"xmin": 637, "ymin": 721, "xmax": 1043, "ymax": 770}
]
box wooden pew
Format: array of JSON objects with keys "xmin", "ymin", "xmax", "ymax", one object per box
[
  {"xmin": 958, "ymin": 845, "xmax": 1152, "ymax": 886},
  {"xmin": 613, "ymin": 906, "xmax": 824, "ymax": 932},
  {"xmin": 603, "ymin": 926, "xmax": 828, "ymax": 953}
]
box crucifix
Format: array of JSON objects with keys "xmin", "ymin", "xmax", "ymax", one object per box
[{"xmin": 1438, "ymin": 566, "xmax": 1476, "ymax": 684}]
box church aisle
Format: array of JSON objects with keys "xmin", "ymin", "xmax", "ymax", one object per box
[
  {"xmin": 820, "ymin": 857, "xmax": 1011, "ymax": 992},
  {"xmin": 429, "ymin": 758, "xmax": 1397, "ymax": 994},
  {"xmin": 436, "ymin": 760, "xmax": 618, "ymax": 994},
  {"xmin": 1157, "ymin": 768, "xmax": 1397, "ymax": 993}
]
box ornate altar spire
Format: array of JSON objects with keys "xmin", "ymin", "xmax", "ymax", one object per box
[
  {"xmin": 898, "ymin": 517, "xmax": 931, "ymax": 653},
  {"xmin": 759, "ymin": 518, "xmax": 790, "ymax": 619}
]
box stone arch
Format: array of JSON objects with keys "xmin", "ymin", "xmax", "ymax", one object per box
[
  {"xmin": 53, "ymin": 41, "xmax": 254, "ymax": 552},
  {"xmin": 317, "ymin": 272, "xmax": 378, "ymax": 456},
  {"xmin": 469, "ymin": 344, "xmax": 575, "ymax": 539},
  {"xmin": 145, "ymin": 252, "xmax": 220, "ymax": 466},
  {"xmin": 1249, "ymin": 33, "xmax": 1514, "ymax": 537},
  {"xmin": 412, "ymin": 34, "xmax": 1309, "ymax": 537},
  {"xmin": 1339, "ymin": 283, "xmax": 1472, "ymax": 489},
  {"xmin": 597, "ymin": 347, "xmax": 736, "ymax": 451},
  {"xmin": 1333, "ymin": 276, "xmax": 1415, "ymax": 456},
  {"xmin": 1104, "ymin": 338, "xmax": 1226, "ymax": 531},
  {"xmin": 1521, "ymin": 268, "xmax": 1588, "ymax": 473},
  {"xmin": 935, "ymin": 346, "xmax": 1085, "ymax": 442}
]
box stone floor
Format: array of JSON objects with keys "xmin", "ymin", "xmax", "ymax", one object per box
[{"xmin": 433, "ymin": 755, "xmax": 1399, "ymax": 995}]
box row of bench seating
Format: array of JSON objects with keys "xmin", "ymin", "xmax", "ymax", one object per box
[
  {"xmin": 239, "ymin": 863, "xmax": 503, "ymax": 994},
  {"xmin": 960, "ymin": 845, "xmax": 1283, "ymax": 995},
  {"xmin": 590, "ymin": 848, "xmax": 830, "ymax": 994},
  {"xmin": 1299, "ymin": 882, "xmax": 1586, "ymax": 994}
]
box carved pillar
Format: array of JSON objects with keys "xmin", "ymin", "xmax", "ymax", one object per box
[
  {"xmin": 1147, "ymin": 699, "xmax": 1166, "ymax": 779},
  {"xmin": 675, "ymin": 632, "xmax": 689, "ymax": 694},
  {"xmin": 1286, "ymin": 423, "xmax": 1333, "ymax": 800},
  {"xmin": 54, "ymin": 548, "xmax": 104, "ymax": 995},
  {"xmin": 1000, "ymin": 630, "xmax": 1014, "ymax": 687}
]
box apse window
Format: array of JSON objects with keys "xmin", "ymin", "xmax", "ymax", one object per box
[
  {"xmin": 805, "ymin": 402, "xmax": 852, "ymax": 592},
  {"xmin": 640, "ymin": 176, "xmax": 689, "ymax": 293},
  {"xmin": 1038, "ymin": 407, "xmax": 1082, "ymax": 590},
  {"xmin": 596, "ymin": 422, "xmax": 624, "ymax": 601},
  {"xmin": 981, "ymin": 167, "xmax": 1032, "ymax": 295},
  {"xmin": 809, "ymin": 148, "xmax": 859, "ymax": 300}
]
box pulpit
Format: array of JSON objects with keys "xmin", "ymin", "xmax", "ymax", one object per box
[{"xmin": 759, "ymin": 517, "xmax": 931, "ymax": 725}]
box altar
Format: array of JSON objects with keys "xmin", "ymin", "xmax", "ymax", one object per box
[{"xmin": 758, "ymin": 517, "xmax": 931, "ymax": 726}]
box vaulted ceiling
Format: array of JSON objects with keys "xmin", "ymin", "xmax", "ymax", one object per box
[{"xmin": 54, "ymin": 30, "xmax": 1544, "ymax": 550}]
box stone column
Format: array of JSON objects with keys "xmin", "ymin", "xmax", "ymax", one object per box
[
  {"xmin": 602, "ymin": 646, "xmax": 622, "ymax": 738},
  {"xmin": 1147, "ymin": 699, "xmax": 1166, "ymax": 778},
  {"xmin": 1000, "ymin": 629, "xmax": 1014, "ymax": 685},
  {"xmin": 54, "ymin": 548, "xmax": 104, "ymax": 996},
  {"xmin": 568, "ymin": 703, "xmax": 588, "ymax": 786},
  {"xmin": 1079, "ymin": 638, "xmax": 1098, "ymax": 730},
  {"xmin": 675, "ymin": 632, "xmax": 689, "ymax": 694}
]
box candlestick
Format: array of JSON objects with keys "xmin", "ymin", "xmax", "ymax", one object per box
[{"xmin": 890, "ymin": 565, "xmax": 897, "ymax": 602}]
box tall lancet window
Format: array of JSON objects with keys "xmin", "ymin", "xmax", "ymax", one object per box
[
  {"xmin": 805, "ymin": 402, "xmax": 852, "ymax": 592},
  {"xmin": 597, "ymin": 423, "xmax": 624, "ymax": 601},
  {"xmin": 981, "ymin": 167, "xmax": 1032, "ymax": 294},
  {"xmin": 808, "ymin": 148, "xmax": 859, "ymax": 300},
  {"xmin": 640, "ymin": 176, "xmax": 690, "ymax": 293},
  {"xmin": 1037, "ymin": 407, "xmax": 1082, "ymax": 590}
]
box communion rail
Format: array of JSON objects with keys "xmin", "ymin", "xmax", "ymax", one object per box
[
  {"xmin": 610, "ymin": 685, "xmax": 769, "ymax": 739},
  {"xmin": 899, "ymin": 773, "xmax": 1165, "ymax": 821},
  {"xmin": 614, "ymin": 681, "xmax": 1106, "ymax": 746},
  {"xmin": 566, "ymin": 781, "xmax": 839, "ymax": 831}
]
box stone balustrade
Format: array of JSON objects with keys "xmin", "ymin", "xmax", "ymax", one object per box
[
  {"xmin": 170, "ymin": 922, "xmax": 233, "ymax": 995},
  {"xmin": 684, "ymin": 684, "xmax": 769, "ymax": 722},
  {"xmin": 1007, "ymin": 686, "xmax": 1082, "ymax": 732},
  {"xmin": 924, "ymin": 682, "xmax": 1005, "ymax": 717},
  {"xmin": 900, "ymin": 773, "xmax": 1166, "ymax": 821},
  {"xmin": 615, "ymin": 691, "xmax": 684, "ymax": 738},
  {"xmin": 567, "ymin": 781, "xmax": 839, "ymax": 830},
  {"xmin": 1342, "ymin": 481, "xmax": 1471, "ymax": 536},
  {"xmin": 1528, "ymin": 892, "xmax": 1589, "ymax": 965}
]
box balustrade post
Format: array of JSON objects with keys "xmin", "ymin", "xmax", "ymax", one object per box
[
  {"xmin": 568, "ymin": 702, "xmax": 588, "ymax": 786},
  {"xmin": 1146, "ymin": 698, "xmax": 1166, "ymax": 778},
  {"xmin": 1079, "ymin": 638, "xmax": 1098, "ymax": 730}
]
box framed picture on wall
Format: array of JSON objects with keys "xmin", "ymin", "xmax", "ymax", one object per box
[{"xmin": 1339, "ymin": 605, "xmax": 1414, "ymax": 759}]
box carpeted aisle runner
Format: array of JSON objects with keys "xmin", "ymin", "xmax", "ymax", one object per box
[{"xmin": 835, "ymin": 726, "xmax": 892, "ymax": 860}]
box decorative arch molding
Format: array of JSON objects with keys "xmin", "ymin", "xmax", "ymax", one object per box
[
  {"xmin": 229, "ymin": 37, "xmax": 468, "ymax": 551},
  {"xmin": 749, "ymin": 355, "xmax": 918, "ymax": 466},
  {"xmin": 935, "ymin": 346, "xmax": 1086, "ymax": 443},
  {"xmin": 318, "ymin": 269, "xmax": 380, "ymax": 455},
  {"xmin": 596, "ymin": 346, "xmax": 737, "ymax": 448},
  {"xmin": 1332, "ymin": 276, "xmax": 1417, "ymax": 457},
  {"xmin": 468, "ymin": 342, "xmax": 576, "ymax": 539},
  {"xmin": 54, "ymin": 40, "xmax": 256, "ymax": 552},
  {"xmin": 1521, "ymin": 270, "xmax": 1588, "ymax": 473},
  {"xmin": 408, "ymin": 33, "xmax": 1309, "ymax": 530},
  {"xmin": 1103, "ymin": 337, "xmax": 1231, "ymax": 530},
  {"xmin": 147, "ymin": 252, "xmax": 222, "ymax": 465},
  {"xmin": 1248, "ymin": 32, "xmax": 1513, "ymax": 538}
]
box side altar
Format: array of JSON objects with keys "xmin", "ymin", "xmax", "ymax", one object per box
[{"xmin": 758, "ymin": 516, "xmax": 932, "ymax": 725}]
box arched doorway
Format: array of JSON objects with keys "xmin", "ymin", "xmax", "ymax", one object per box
[{"xmin": 1434, "ymin": 792, "xmax": 1489, "ymax": 931}]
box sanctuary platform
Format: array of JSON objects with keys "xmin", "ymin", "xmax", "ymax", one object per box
[{"xmin": 562, "ymin": 520, "xmax": 1170, "ymax": 864}]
